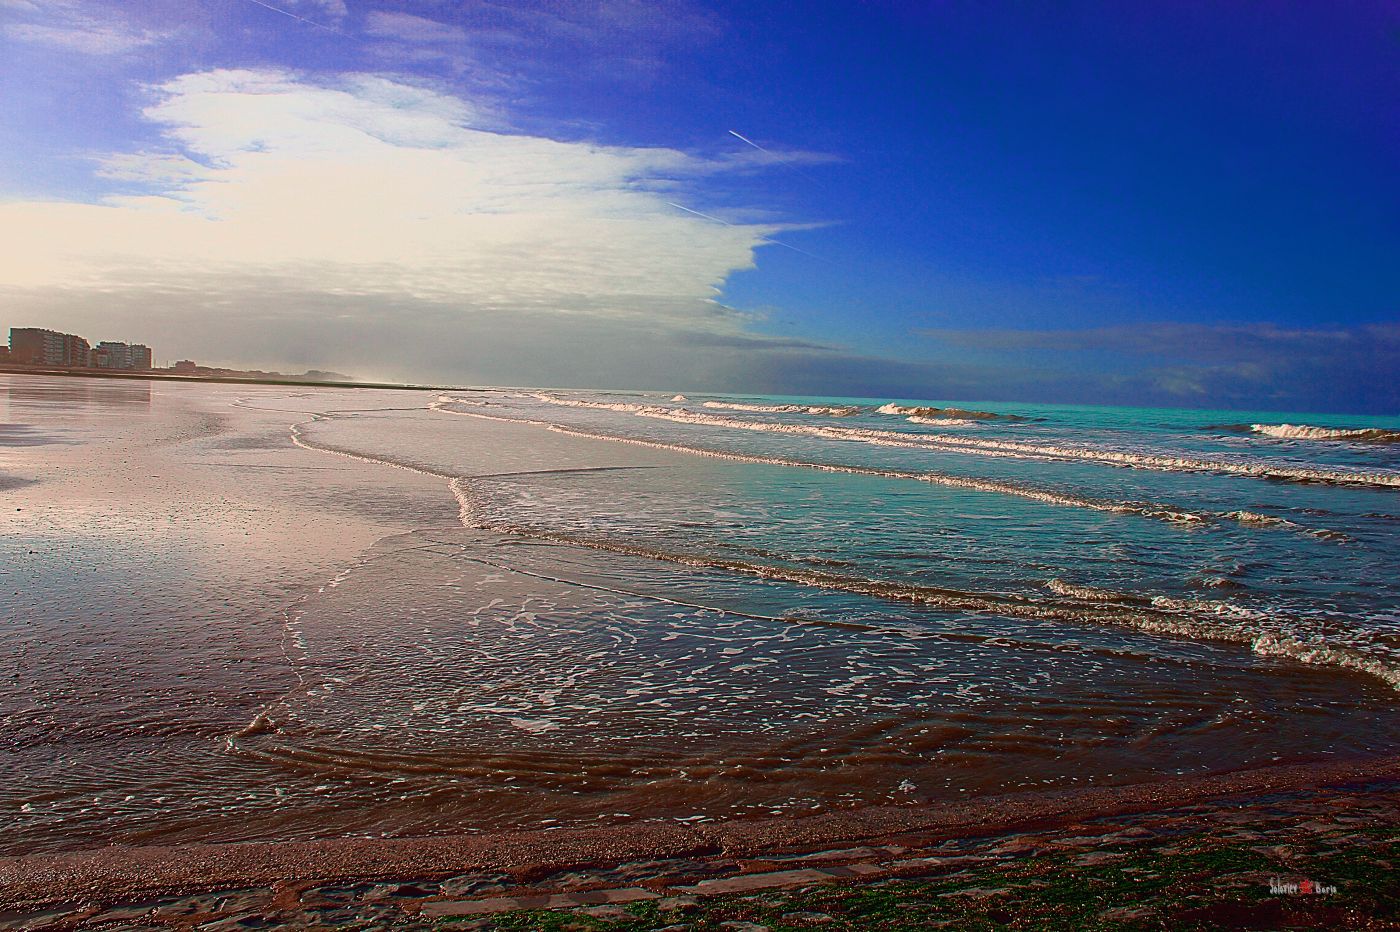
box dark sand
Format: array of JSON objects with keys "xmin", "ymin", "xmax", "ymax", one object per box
[{"xmin": 2, "ymin": 754, "xmax": 1396, "ymax": 915}]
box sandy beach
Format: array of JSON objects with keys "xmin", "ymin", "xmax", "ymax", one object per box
[
  {"xmin": 1, "ymin": 756, "xmax": 1397, "ymax": 927},
  {"xmin": 4, "ymin": 373, "xmax": 1400, "ymax": 928}
]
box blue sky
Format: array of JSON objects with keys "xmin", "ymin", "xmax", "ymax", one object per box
[{"xmin": 1, "ymin": 1, "xmax": 1397, "ymax": 411}]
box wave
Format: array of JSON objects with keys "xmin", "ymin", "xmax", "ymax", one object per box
[
  {"xmin": 433, "ymin": 400, "xmax": 1358, "ymax": 544},
  {"xmin": 272, "ymin": 399, "xmax": 1399, "ymax": 694},
  {"xmin": 1254, "ymin": 424, "xmax": 1400, "ymax": 444},
  {"xmin": 526, "ymin": 393, "xmax": 1400, "ymax": 489},
  {"xmin": 905, "ymin": 415, "xmax": 979, "ymax": 426},
  {"xmin": 1207, "ymin": 423, "xmax": 1400, "ymax": 444},
  {"xmin": 289, "ymin": 418, "xmax": 459, "ymax": 480},
  {"xmin": 435, "ymin": 399, "xmax": 1218, "ymax": 526},
  {"xmin": 1220, "ymin": 510, "xmax": 1350, "ymax": 543},
  {"xmin": 1046, "ymin": 578, "xmax": 1131, "ymax": 602},
  {"xmin": 448, "ymin": 495, "xmax": 1400, "ymax": 692},
  {"xmin": 529, "ymin": 394, "xmax": 655, "ymax": 414},
  {"xmin": 701, "ymin": 400, "xmax": 862, "ymax": 416},
  {"xmin": 877, "ymin": 403, "xmax": 1023, "ymax": 422}
]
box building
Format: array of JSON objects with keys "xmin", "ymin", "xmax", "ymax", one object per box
[
  {"xmin": 173, "ymin": 360, "xmax": 198, "ymax": 374},
  {"xmin": 93, "ymin": 341, "xmax": 151, "ymax": 369},
  {"xmin": 7, "ymin": 328, "xmax": 153, "ymax": 369},
  {"xmin": 95, "ymin": 341, "xmax": 132, "ymax": 369},
  {"xmin": 9, "ymin": 327, "xmax": 88, "ymax": 366},
  {"xmin": 65, "ymin": 333, "xmax": 90, "ymax": 367}
]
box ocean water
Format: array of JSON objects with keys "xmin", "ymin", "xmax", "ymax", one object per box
[
  {"xmin": 431, "ymin": 388, "xmax": 1400, "ymax": 687},
  {"xmin": 4, "ymin": 376, "xmax": 1400, "ymax": 854}
]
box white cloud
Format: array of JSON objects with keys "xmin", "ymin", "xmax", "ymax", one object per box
[
  {"xmin": 287, "ymin": 0, "xmax": 347, "ymax": 21},
  {"xmin": 4, "ymin": 17, "xmax": 170, "ymax": 54},
  {"xmin": 0, "ymin": 69, "xmax": 784, "ymax": 340},
  {"xmin": 364, "ymin": 11, "xmax": 469, "ymax": 44}
]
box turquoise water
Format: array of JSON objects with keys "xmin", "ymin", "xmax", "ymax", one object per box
[
  {"xmin": 440, "ymin": 388, "xmax": 1400, "ymax": 691},
  {"xmin": 273, "ymin": 384, "xmax": 1400, "ymax": 837}
]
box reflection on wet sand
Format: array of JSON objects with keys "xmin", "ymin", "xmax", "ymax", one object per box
[
  {"xmin": 3, "ymin": 375, "xmax": 151, "ymax": 413},
  {"xmin": 4, "ymin": 375, "xmax": 1400, "ymax": 860}
]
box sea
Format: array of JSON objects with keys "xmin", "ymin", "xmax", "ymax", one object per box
[{"xmin": 3, "ymin": 376, "xmax": 1400, "ymax": 854}]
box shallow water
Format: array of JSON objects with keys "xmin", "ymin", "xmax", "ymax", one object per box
[{"xmin": 3, "ymin": 375, "xmax": 1399, "ymax": 855}]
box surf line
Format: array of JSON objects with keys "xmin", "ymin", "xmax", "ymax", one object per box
[
  {"xmin": 428, "ymin": 399, "xmax": 1347, "ymax": 542},
  {"xmin": 419, "ymin": 531, "xmax": 846, "ymax": 628},
  {"xmin": 524, "ymin": 392, "xmax": 1400, "ymax": 490},
  {"xmin": 275, "ymin": 405, "xmax": 1399, "ymax": 694},
  {"xmin": 450, "ymin": 515, "xmax": 1400, "ymax": 694}
]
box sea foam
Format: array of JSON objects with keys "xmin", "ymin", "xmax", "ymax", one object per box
[
  {"xmin": 1251, "ymin": 423, "xmax": 1400, "ymax": 443},
  {"xmin": 528, "ymin": 393, "xmax": 1400, "ymax": 489}
]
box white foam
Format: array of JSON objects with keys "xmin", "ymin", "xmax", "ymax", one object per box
[
  {"xmin": 878, "ymin": 402, "xmax": 1003, "ymax": 421},
  {"xmin": 1252, "ymin": 634, "xmax": 1400, "ymax": 691},
  {"xmin": 906, "ymin": 415, "xmax": 978, "ymax": 426},
  {"xmin": 1046, "ymin": 579, "xmax": 1129, "ymax": 602},
  {"xmin": 435, "ymin": 400, "xmax": 1370, "ymax": 544},
  {"xmin": 447, "ymin": 503, "xmax": 1400, "ymax": 694},
  {"xmin": 528, "ymin": 393, "xmax": 1400, "ymax": 489},
  {"xmin": 417, "ymin": 398, "xmax": 1400, "ymax": 693},
  {"xmin": 702, "ymin": 400, "xmax": 861, "ymax": 416},
  {"xmin": 1251, "ymin": 423, "xmax": 1400, "ymax": 444}
]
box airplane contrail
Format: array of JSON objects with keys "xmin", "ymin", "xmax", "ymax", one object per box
[
  {"xmin": 666, "ymin": 202, "xmax": 820, "ymax": 260},
  {"xmin": 667, "ymin": 202, "xmax": 736, "ymax": 226},
  {"xmin": 728, "ymin": 129, "xmax": 771, "ymax": 154},
  {"xmin": 729, "ymin": 128, "xmax": 826, "ymax": 186},
  {"xmin": 239, "ymin": 0, "xmax": 348, "ymax": 36},
  {"xmin": 729, "ymin": 129, "xmax": 807, "ymax": 169}
]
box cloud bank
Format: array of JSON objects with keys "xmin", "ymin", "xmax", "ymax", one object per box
[
  {"xmin": 1, "ymin": 0, "xmax": 176, "ymax": 55},
  {"xmin": 0, "ymin": 68, "xmax": 805, "ymax": 379},
  {"xmin": 916, "ymin": 323, "xmax": 1400, "ymax": 414}
]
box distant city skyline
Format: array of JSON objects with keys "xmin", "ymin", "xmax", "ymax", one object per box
[
  {"xmin": 5, "ymin": 326, "xmax": 151, "ymax": 370},
  {"xmin": 1, "ymin": 2, "xmax": 1396, "ymax": 412}
]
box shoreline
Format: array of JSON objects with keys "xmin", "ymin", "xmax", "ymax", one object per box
[
  {"xmin": 0, "ymin": 363, "xmax": 452, "ymax": 393},
  {"xmin": 6, "ymin": 374, "xmax": 1400, "ymax": 928},
  {"xmin": 3, "ymin": 752, "xmax": 1396, "ymax": 913}
]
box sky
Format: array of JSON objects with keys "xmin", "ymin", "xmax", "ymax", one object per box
[{"xmin": 0, "ymin": 1, "xmax": 1396, "ymax": 412}]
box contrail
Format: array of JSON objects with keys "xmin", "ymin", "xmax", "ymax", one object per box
[
  {"xmin": 729, "ymin": 128, "xmax": 823, "ymax": 182},
  {"xmin": 667, "ymin": 202, "xmax": 736, "ymax": 227},
  {"xmin": 728, "ymin": 129, "xmax": 771, "ymax": 154},
  {"xmin": 239, "ymin": 0, "xmax": 348, "ymax": 35},
  {"xmin": 666, "ymin": 202, "xmax": 820, "ymax": 260}
]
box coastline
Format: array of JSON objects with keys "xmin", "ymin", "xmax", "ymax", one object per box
[
  {"xmin": 3, "ymin": 753, "xmax": 1397, "ymax": 917},
  {"xmin": 6, "ymin": 376, "xmax": 1400, "ymax": 928},
  {"xmin": 0, "ymin": 363, "xmax": 451, "ymax": 393}
]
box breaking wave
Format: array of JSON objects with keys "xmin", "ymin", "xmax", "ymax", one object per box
[
  {"xmin": 527, "ymin": 393, "xmax": 1400, "ymax": 489},
  {"xmin": 701, "ymin": 400, "xmax": 862, "ymax": 416},
  {"xmin": 432, "ymin": 399, "xmax": 1357, "ymax": 546},
  {"xmin": 268, "ymin": 398, "xmax": 1400, "ymax": 695},
  {"xmin": 906, "ymin": 415, "xmax": 980, "ymax": 426},
  {"xmin": 436, "ymin": 400, "xmax": 1211, "ymax": 524},
  {"xmin": 1221, "ymin": 510, "xmax": 1351, "ymax": 543},
  {"xmin": 1253, "ymin": 424, "xmax": 1400, "ymax": 444},
  {"xmin": 448, "ymin": 483, "xmax": 1400, "ymax": 693},
  {"xmin": 877, "ymin": 403, "xmax": 1023, "ymax": 421},
  {"xmin": 1208, "ymin": 423, "xmax": 1400, "ymax": 444}
]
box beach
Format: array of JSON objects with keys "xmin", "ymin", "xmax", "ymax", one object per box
[{"xmin": 3, "ymin": 373, "xmax": 1400, "ymax": 926}]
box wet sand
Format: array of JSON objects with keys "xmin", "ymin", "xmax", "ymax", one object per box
[
  {"xmin": 4, "ymin": 374, "xmax": 1400, "ymax": 926},
  {"xmin": 1, "ymin": 754, "xmax": 1396, "ymax": 919}
]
